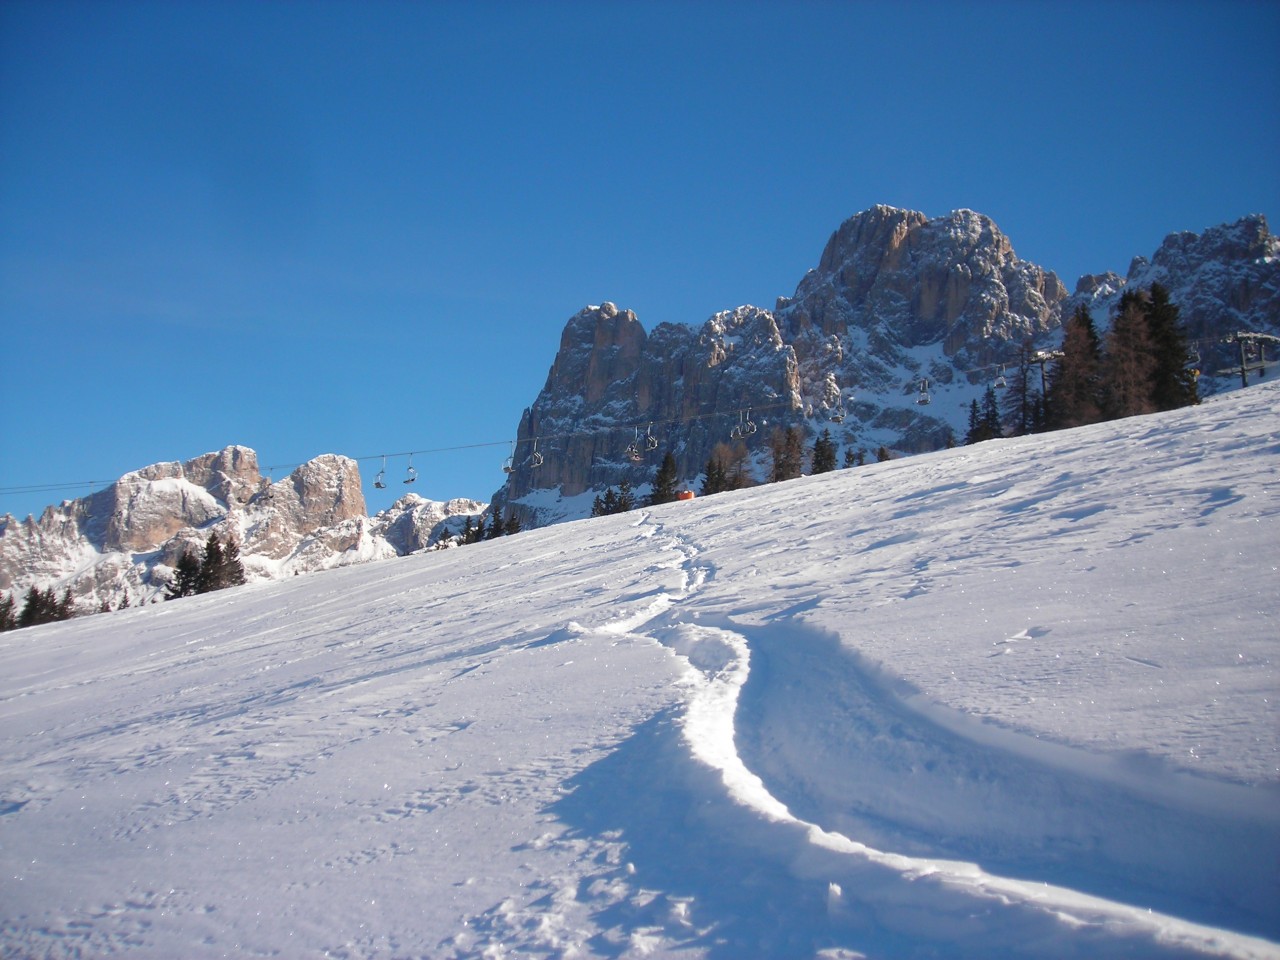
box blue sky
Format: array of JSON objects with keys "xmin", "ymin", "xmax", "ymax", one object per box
[{"xmin": 2, "ymin": 0, "xmax": 1277, "ymax": 522}]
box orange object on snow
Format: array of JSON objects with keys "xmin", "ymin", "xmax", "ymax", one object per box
[{"xmin": 676, "ymin": 490, "xmax": 696, "ymax": 501}]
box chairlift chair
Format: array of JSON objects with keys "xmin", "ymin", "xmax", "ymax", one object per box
[
  {"xmin": 374, "ymin": 456, "xmax": 387, "ymax": 489},
  {"xmin": 830, "ymin": 394, "xmax": 847, "ymax": 423},
  {"xmin": 994, "ymin": 365, "xmax": 1007, "ymax": 389},
  {"xmin": 502, "ymin": 441, "xmax": 516, "ymax": 474},
  {"xmin": 529, "ymin": 438, "xmax": 544, "ymax": 468},
  {"xmin": 644, "ymin": 423, "xmax": 659, "ymax": 452},
  {"xmin": 404, "ymin": 456, "xmax": 417, "ymax": 484},
  {"xmin": 916, "ymin": 379, "xmax": 932, "ymax": 405},
  {"xmin": 626, "ymin": 428, "xmax": 644, "ymax": 463}
]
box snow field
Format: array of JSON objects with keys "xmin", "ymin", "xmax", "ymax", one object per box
[{"xmin": 1, "ymin": 381, "xmax": 1278, "ymax": 958}]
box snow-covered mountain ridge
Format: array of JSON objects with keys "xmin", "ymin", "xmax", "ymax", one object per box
[
  {"xmin": 2, "ymin": 380, "xmax": 1276, "ymax": 958},
  {"xmin": 493, "ymin": 207, "xmax": 1279, "ymax": 528},
  {"xmin": 4, "ymin": 207, "xmax": 1275, "ymax": 607},
  {"xmin": 0, "ymin": 446, "xmax": 484, "ymax": 610}
]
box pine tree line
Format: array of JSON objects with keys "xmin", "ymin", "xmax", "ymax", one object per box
[
  {"xmin": 0, "ymin": 585, "xmax": 76, "ymax": 631},
  {"xmin": 457, "ymin": 508, "xmax": 522, "ymax": 544},
  {"xmin": 967, "ymin": 283, "xmax": 1199, "ymax": 445},
  {"xmin": 166, "ymin": 532, "xmax": 247, "ymax": 599}
]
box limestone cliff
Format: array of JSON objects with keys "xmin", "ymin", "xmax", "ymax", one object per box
[
  {"xmin": 490, "ymin": 207, "xmax": 1274, "ymax": 527},
  {"xmin": 0, "ymin": 447, "xmax": 484, "ymax": 611}
]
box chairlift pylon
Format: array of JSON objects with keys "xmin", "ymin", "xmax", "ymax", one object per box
[{"xmin": 374, "ymin": 456, "xmax": 387, "ymax": 489}]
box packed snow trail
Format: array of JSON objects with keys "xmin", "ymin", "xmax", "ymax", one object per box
[{"xmin": 1, "ymin": 383, "xmax": 1277, "ymax": 958}]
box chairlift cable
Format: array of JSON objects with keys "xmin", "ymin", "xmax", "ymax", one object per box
[{"xmin": 11, "ymin": 325, "xmax": 1274, "ymax": 503}]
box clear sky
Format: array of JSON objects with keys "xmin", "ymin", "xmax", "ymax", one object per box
[{"xmin": 2, "ymin": 0, "xmax": 1277, "ymax": 522}]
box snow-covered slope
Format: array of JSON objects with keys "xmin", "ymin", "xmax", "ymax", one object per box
[{"xmin": 1, "ymin": 382, "xmax": 1277, "ymax": 959}]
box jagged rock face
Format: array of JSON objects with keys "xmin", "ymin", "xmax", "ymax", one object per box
[
  {"xmin": 94, "ymin": 454, "xmax": 244, "ymax": 552},
  {"xmin": 545, "ymin": 301, "xmax": 647, "ymax": 406},
  {"xmin": 1067, "ymin": 215, "xmax": 1280, "ymax": 339},
  {"xmin": 781, "ymin": 206, "xmax": 1067, "ymax": 362},
  {"xmin": 182, "ymin": 446, "xmax": 263, "ymax": 507},
  {"xmin": 0, "ymin": 448, "xmax": 263, "ymax": 589},
  {"xmin": 0, "ymin": 447, "xmax": 485, "ymax": 611},
  {"xmin": 492, "ymin": 206, "xmax": 1272, "ymax": 528},
  {"xmin": 1064, "ymin": 215, "xmax": 1280, "ymax": 388},
  {"xmin": 493, "ymin": 207, "xmax": 1066, "ymax": 526},
  {"xmin": 371, "ymin": 495, "xmax": 487, "ymax": 554},
  {"xmin": 499, "ymin": 303, "xmax": 800, "ymax": 514}
]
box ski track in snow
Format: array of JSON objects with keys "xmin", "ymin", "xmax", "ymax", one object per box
[
  {"xmin": 550, "ymin": 514, "xmax": 1278, "ymax": 959},
  {"xmin": 2, "ymin": 385, "xmax": 1278, "ymax": 959}
]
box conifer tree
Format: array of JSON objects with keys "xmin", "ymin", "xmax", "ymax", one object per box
[
  {"xmin": 875, "ymin": 445, "xmax": 892, "ymax": 462},
  {"xmin": 196, "ymin": 534, "xmax": 225, "ymax": 594},
  {"xmin": 768, "ymin": 426, "xmax": 805, "ymax": 482},
  {"xmin": 966, "ymin": 388, "xmax": 1003, "ymax": 444},
  {"xmin": 1104, "ymin": 290, "xmax": 1158, "ymax": 419},
  {"xmin": 486, "ymin": 510, "xmax": 504, "ymax": 539},
  {"xmin": 57, "ymin": 588, "xmax": 75, "ymax": 620},
  {"xmin": 1145, "ymin": 283, "xmax": 1199, "ymax": 411},
  {"xmin": 701, "ymin": 457, "xmax": 728, "ymax": 496},
  {"xmin": 17, "ymin": 587, "xmax": 38, "ymax": 627},
  {"xmin": 615, "ymin": 479, "xmax": 636, "ymax": 512},
  {"xmin": 600, "ymin": 487, "xmax": 620, "ymax": 515},
  {"xmin": 842, "ymin": 448, "xmax": 857, "ymax": 468},
  {"xmin": 0, "ymin": 593, "xmax": 16, "ymax": 631},
  {"xmin": 1001, "ymin": 344, "xmax": 1042, "ymax": 436},
  {"xmin": 964, "ymin": 398, "xmax": 982, "ymax": 444},
  {"xmin": 981, "ymin": 386, "xmax": 1002, "ymax": 440},
  {"xmin": 504, "ymin": 510, "xmax": 522, "ymax": 535},
  {"xmin": 18, "ymin": 586, "xmax": 61, "ymax": 626},
  {"xmin": 701, "ymin": 441, "xmax": 751, "ymax": 495},
  {"xmin": 1046, "ymin": 304, "xmax": 1104, "ymax": 429},
  {"xmin": 221, "ymin": 537, "xmax": 247, "ymax": 588},
  {"xmin": 811, "ymin": 429, "xmax": 837, "ymax": 474},
  {"xmin": 167, "ymin": 550, "xmax": 202, "ymax": 599},
  {"xmin": 648, "ymin": 452, "xmax": 680, "ymax": 505},
  {"xmin": 721, "ymin": 441, "xmax": 752, "ymax": 490}
]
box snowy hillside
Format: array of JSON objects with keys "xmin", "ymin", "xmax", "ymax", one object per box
[{"xmin": 2, "ymin": 382, "xmax": 1277, "ymax": 959}]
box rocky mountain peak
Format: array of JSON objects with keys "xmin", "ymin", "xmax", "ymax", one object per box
[
  {"xmin": 782, "ymin": 206, "xmax": 1065, "ymax": 368},
  {"xmin": 493, "ymin": 207, "xmax": 1274, "ymax": 529},
  {"xmin": 1, "ymin": 446, "xmax": 483, "ymax": 610},
  {"xmin": 548, "ymin": 303, "xmax": 647, "ymax": 406},
  {"xmin": 1064, "ymin": 214, "xmax": 1279, "ymax": 347},
  {"xmin": 812, "ymin": 204, "xmax": 929, "ymax": 278}
]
